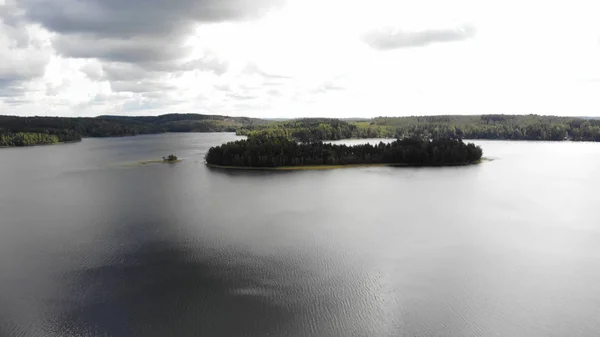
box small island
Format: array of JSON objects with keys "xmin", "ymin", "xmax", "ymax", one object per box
[
  {"xmin": 162, "ymin": 154, "xmax": 178, "ymax": 162},
  {"xmin": 136, "ymin": 154, "xmax": 181, "ymax": 165},
  {"xmin": 205, "ymin": 135, "xmax": 483, "ymax": 170}
]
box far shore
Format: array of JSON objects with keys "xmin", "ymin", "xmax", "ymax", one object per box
[{"xmin": 0, "ymin": 140, "xmax": 82, "ymax": 150}]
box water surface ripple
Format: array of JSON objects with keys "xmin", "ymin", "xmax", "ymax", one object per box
[{"xmin": 1, "ymin": 134, "xmax": 599, "ymax": 336}]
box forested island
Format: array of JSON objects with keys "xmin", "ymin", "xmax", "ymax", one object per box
[
  {"xmin": 162, "ymin": 154, "xmax": 178, "ymax": 162},
  {"xmin": 205, "ymin": 135, "xmax": 483, "ymax": 168},
  {"xmin": 2, "ymin": 113, "xmax": 600, "ymax": 148}
]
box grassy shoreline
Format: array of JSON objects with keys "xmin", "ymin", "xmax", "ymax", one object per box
[
  {"xmin": 138, "ymin": 159, "xmax": 182, "ymax": 165},
  {"xmin": 0, "ymin": 140, "xmax": 82, "ymax": 149},
  {"xmin": 206, "ymin": 159, "xmax": 487, "ymax": 171}
]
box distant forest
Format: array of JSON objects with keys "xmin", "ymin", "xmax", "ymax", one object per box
[
  {"xmin": 2, "ymin": 113, "xmax": 600, "ymax": 147},
  {"xmin": 205, "ymin": 134, "xmax": 483, "ymax": 167},
  {"xmin": 0, "ymin": 114, "xmax": 266, "ymax": 147},
  {"xmin": 238, "ymin": 115, "xmax": 600, "ymax": 142}
]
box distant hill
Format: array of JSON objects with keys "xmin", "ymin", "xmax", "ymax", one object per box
[
  {"xmin": 95, "ymin": 113, "xmax": 269, "ymax": 132},
  {"xmin": 2, "ymin": 113, "xmax": 600, "ymax": 147},
  {"xmin": 236, "ymin": 114, "xmax": 600, "ymax": 142},
  {"xmin": 0, "ymin": 113, "xmax": 270, "ymax": 147},
  {"xmin": 97, "ymin": 113, "xmax": 267, "ymax": 125}
]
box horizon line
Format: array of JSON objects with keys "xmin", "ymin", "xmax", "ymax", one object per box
[{"xmin": 1, "ymin": 113, "xmax": 599, "ymax": 120}]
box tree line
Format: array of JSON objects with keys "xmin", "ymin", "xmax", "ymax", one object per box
[
  {"xmin": 1, "ymin": 132, "xmax": 61, "ymax": 147},
  {"xmin": 238, "ymin": 115, "xmax": 600, "ymax": 143},
  {"xmin": 205, "ymin": 134, "xmax": 483, "ymax": 167},
  {"xmin": 236, "ymin": 118, "xmax": 396, "ymax": 142},
  {"xmin": 0, "ymin": 114, "xmax": 267, "ymax": 147},
  {"xmin": 3, "ymin": 113, "xmax": 600, "ymax": 148},
  {"xmin": 374, "ymin": 115, "xmax": 600, "ymax": 141}
]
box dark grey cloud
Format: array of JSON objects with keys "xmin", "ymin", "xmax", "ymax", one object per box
[
  {"xmin": 0, "ymin": 2, "xmax": 51, "ymax": 94},
  {"xmin": 15, "ymin": 0, "xmax": 282, "ymax": 89},
  {"xmin": 23, "ymin": 0, "xmax": 285, "ymax": 38},
  {"xmin": 53, "ymin": 35, "xmax": 190, "ymax": 64},
  {"xmin": 0, "ymin": 81, "xmax": 24, "ymax": 98},
  {"xmin": 101, "ymin": 63, "xmax": 151, "ymax": 82},
  {"xmin": 80, "ymin": 62, "xmax": 104, "ymax": 81},
  {"xmin": 0, "ymin": 51, "xmax": 48, "ymax": 84},
  {"xmin": 363, "ymin": 24, "xmax": 476, "ymax": 50},
  {"xmin": 53, "ymin": 33, "xmax": 229, "ymax": 78}
]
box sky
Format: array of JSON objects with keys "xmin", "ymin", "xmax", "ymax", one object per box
[{"xmin": 1, "ymin": 0, "xmax": 600, "ymax": 118}]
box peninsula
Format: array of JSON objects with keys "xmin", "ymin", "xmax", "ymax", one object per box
[{"xmin": 205, "ymin": 135, "xmax": 483, "ymax": 169}]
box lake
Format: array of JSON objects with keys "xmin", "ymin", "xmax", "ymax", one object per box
[{"xmin": 1, "ymin": 133, "xmax": 599, "ymax": 336}]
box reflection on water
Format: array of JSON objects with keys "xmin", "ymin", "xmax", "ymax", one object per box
[
  {"xmin": 55, "ymin": 241, "xmax": 295, "ymax": 337},
  {"xmin": 1, "ymin": 134, "xmax": 600, "ymax": 336}
]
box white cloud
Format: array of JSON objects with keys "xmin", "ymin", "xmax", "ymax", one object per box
[
  {"xmin": 1, "ymin": 0, "xmax": 600, "ymax": 117},
  {"xmin": 363, "ymin": 25, "xmax": 475, "ymax": 50}
]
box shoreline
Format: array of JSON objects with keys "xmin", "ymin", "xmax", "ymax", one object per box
[
  {"xmin": 0, "ymin": 140, "xmax": 82, "ymax": 149},
  {"xmin": 138, "ymin": 159, "xmax": 182, "ymax": 165},
  {"xmin": 1, "ymin": 132, "xmax": 595, "ymax": 150},
  {"xmin": 206, "ymin": 159, "xmax": 488, "ymax": 171}
]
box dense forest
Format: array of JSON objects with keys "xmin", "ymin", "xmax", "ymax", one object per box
[
  {"xmin": 238, "ymin": 115, "xmax": 600, "ymax": 143},
  {"xmin": 0, "ymin": 114, "xmax": 267, "ymax": 147},
  {"xmin": 3, "ymin": 113, "xmax": 600, "ymax": 148},
  {"xmin": 236, "ymin": 118, "xmax": 396, "ymax": 142},
  {"xmin": 205, "ymin": 134, "xmax": 483, "ymax": 167},
  {"xmin": 0, "ymin": 132, "xmax": 66, "ymax": 147},
  {"xmin": 372, "ymin": 115, "xmax": 600, "ymax": 141}
]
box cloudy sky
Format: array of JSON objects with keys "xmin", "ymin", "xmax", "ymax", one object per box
[{"xmin": 1, "ymin": 0, "xmax": 599, "ymax": 118}]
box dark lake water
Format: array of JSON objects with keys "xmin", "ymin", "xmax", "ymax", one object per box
[{"xmin": 1, "ymin": 133, "xmax": 600, "ymax": 336}]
